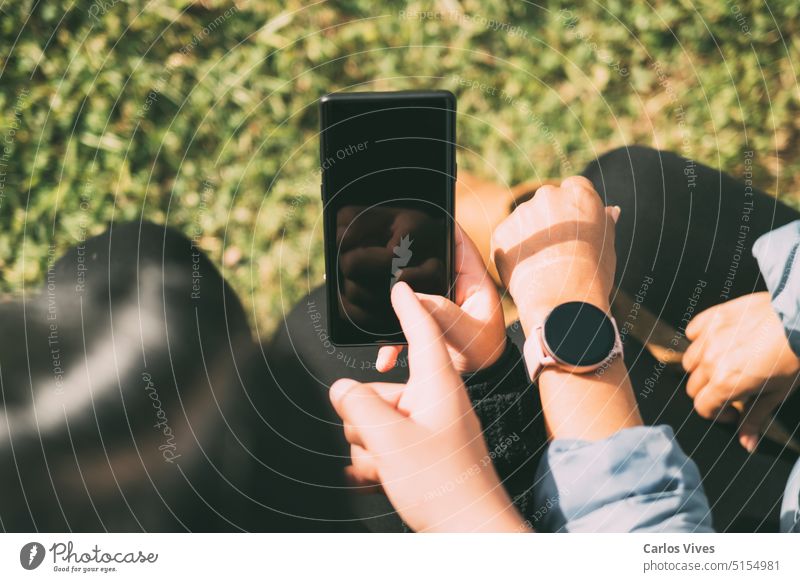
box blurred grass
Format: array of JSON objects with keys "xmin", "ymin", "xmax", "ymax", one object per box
[{"xmin": 1, "ymin": 0, "xmax": 799, "ymax": 335}]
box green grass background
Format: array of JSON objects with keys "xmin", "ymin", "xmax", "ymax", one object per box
[{"xmin": 2, "ymin": 0, "xmax": 799, "ymax": 335}]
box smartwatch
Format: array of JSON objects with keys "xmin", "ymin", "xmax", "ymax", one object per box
[{"xmin": 522, "ymin": 301, "xmax": 623, "ymax": 381}]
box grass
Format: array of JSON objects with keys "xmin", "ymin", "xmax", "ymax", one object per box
[{"xmin": 2, "ymin": 0, "xmax": 799, "ymax": 335}]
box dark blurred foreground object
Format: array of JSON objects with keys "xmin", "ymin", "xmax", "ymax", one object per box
[{"xmin": 0, "ymin": 221, "xmax": 352, "ymax": 532}]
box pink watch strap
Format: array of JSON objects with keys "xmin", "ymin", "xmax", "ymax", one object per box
[
  {"xmin": 522, "ymin": 325, "xmax": 556, "ymax": 381},
  {"xmin": 522, "ymin": 318, "xmax": 624, "ymax": 382}
]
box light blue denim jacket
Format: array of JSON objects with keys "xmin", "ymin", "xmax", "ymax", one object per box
[
  {"xmin": 531, "ymin": 221, "xmax": 800, "ymax": 533},
  {"xmin": 752, "ymin": 220, "xmax": 800, "ymax": 533},
  {"xmin": 532, "ymin": 426, "xmax": 713, "ymax": 532}
]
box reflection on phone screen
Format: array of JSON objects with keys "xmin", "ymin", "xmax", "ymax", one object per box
[{"xmin": 335, "ymin": 203, "xmax": 446, "ymax": 335}]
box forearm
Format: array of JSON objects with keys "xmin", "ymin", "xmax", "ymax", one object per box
[
  {"xmin": 515, "ymin": 287, "xmax": 643, "ymax": 441},
  {"xmin": 538, "ymin": 359, "xmax": 642, "ymax": 441}
]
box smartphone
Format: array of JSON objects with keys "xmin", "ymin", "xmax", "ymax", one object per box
[{"xmin": 320, "ymin": 90, "xmax": 456, "ymax": 346}]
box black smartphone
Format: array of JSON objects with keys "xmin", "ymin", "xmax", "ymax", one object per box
[{"xmin": 319, "ymin": 90, "xmax": 456, "ymax": 346}]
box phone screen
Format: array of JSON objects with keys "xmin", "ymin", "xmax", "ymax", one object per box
[{"xmin": 320, "ymin": 91, "xmax": 456, "ymax": 345}]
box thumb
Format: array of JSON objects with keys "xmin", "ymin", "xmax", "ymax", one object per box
[
  {"xmin": 415, "ymin": 292, "xmax": 464, "ymax": 331},
  {"xmin": 330, "ymin": 378, "xmax": 409, "ymax": 453},
  {"xmin": 738, "ymin": 392, "xmax": 782, "ymax": 452},
  {"xmin": 415, "ymin": 292, "xmax": 498, "ymax": 365}
]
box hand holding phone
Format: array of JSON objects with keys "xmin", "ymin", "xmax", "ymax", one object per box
[{"xmin": 376, "ymin": 224, "xmax": 507, "ymax": 373}]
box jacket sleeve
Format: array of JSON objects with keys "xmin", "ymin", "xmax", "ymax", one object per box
[
  {"xmin": 752, "ymin": 220, "xmax": 800, "ymax": 355},
  {"xmin": 531, "ymin": 426, "xmax": 714, "ymax": 532},
  {"xmin": 753, "ymin": 220, "xmax": 800, "ymax": 532}
]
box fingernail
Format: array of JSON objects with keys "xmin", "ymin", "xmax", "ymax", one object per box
[
  {"xmin": 391, "ymin": 281, "xmax": 409, "ymax": 299},
  {"xmin": 610, "ymin": 205, "xmax": 621, "ymax": 223}
]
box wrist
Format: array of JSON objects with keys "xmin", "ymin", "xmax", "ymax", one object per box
[
  {"xmin": 462, "ymin": 336, "xmax": 513, "ymax": 383},
  {"xmin": 508, "ymin": 260, "xmax": 611, "ymax": 336},
  {"xmin": 472, "ymin": 334, "xmax": 508, "ymax": 373},
  {"xmin": 538, "ymin": 357, "xmax": 642, "ymax": 441}
]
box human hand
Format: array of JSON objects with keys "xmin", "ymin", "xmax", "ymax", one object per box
[
  {"xmin": 330, "ymin": 282, "xmax": 526, "ymax": 532},
  {"xmin": 683, "ymin": 292, "xmax": 800, "ymax": 451},
  {"xmin": 491, "ymin": 176, "xmax": 619, "ymax": 336},
  {"xmin": 376, "ymin": 224, "xmax": 506, "ymax": 373}
]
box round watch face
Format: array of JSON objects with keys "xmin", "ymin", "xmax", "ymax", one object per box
[{"xmin": 543, "ymin": 302, "xmax": 616, "ymax": 367}]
